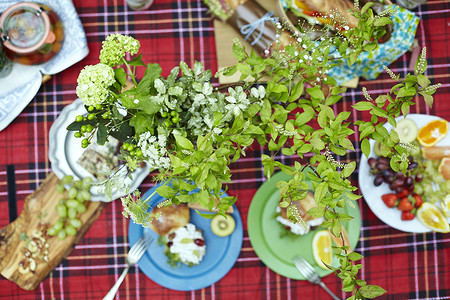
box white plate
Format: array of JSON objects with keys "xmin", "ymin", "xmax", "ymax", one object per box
[
  {"xmin": 0, "ymin": 0, "xmax": 89, "ymax": 132},
  {"xmin": 49, "ymin": 99, "xmax": 151, "ymax": 202},
  {"xmin": 358, "ymin": 114, "xmax": 450, "ymax": 233}
]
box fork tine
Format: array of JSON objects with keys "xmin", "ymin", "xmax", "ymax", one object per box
[
  {"xmin": 293, "ymin": 256, "xmax": 315, "ymax": 280},
  {"xmin": 134, "ymin": 237, "xmax": 153, "ymax": 259},
  {"xmin": 129, "ymin": 233, "xmax": 152, "ymax": 256}
]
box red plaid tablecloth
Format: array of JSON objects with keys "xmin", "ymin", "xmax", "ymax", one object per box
[{"xmin": 1, "ymin": 0, "xmax": 449, "ymax": 299}]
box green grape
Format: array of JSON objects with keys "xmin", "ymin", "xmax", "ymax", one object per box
[
  {"xmin": 73, "ymin": 180, "xmax": 83, "ymax": 189},
  {"xmin": 76, "ymin": 192, "xmax": 85, "ymax": 201},
  {"xmin": 82, "ymin": 176, "xmax": 92, "ymax": 185},
  {"xmin": 446, "ymin": 180, "xmax": 450, "ymax": 192},
  {"xmin": 68, "ymin": 187, "xmax": 78, "ymax": 199},
  {"xmin": 414, "ymin": 185, "xmax": 424, "ymax": 195},
  {"xmin": 69, "ymin": 218, "xmax": 82, "ymax": 228},
  {"xmin": 435, "ymin": 174, "xmax": 444, "ymax": 182},
  {"xmin": 68, "ymin": 207, "xmax": 77, "ymax": 219},
  {"xmin": 54, "ymin": 219, "xmax": 64, "ymax": 231},
  {"xmin": 62, "ymin": 175, "xmax": 74, "ymax": 184},
  {"xmin": 65, "ymin": 226, "xmax": 77, "ymax": 236},
  {"xmin": 58, "ymin": 230, "xmax": 67, "ymax": 240},
  {"xmin": 76, "ymin": 203, "xmax": 86, "ymax": 213},
  {"xmin": 424, "ymin": 185, "xmax": 433, "ymax": 194},
  {"xmin": 47, "ymin": 226, "xmax": 58, "ymax": 236},
  {"xmin": 66, "ymin": 199, "xmax": 80, "ymax": 208},
  {"xmin": 79, "ymin": 190, "xmax": 90, "ymax": 201},
  {"xmin": 56, "ymin": 204, "xmax": 68, "ymax": 218},
  {"xmin": 56, "ymin": 183, "xmax": 66, "ymax": 193},
  {"xmin": 429, "ymin": 195, "xmax": 439, "ymax": 203}
]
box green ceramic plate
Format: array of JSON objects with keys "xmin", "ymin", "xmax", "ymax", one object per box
[{"xmin": 248, "ymin": 171, "xmax": 361, "ymax": 279}]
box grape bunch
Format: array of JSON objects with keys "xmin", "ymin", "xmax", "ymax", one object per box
[
  {"xmin": 368, "ymin": 156, "xmax": 420, "ymax": 194},
  {"xmin": 415, "ymin": 159, "xmax": 450, "ymax": 203},
  {"xmin": 47, "ymin": 175, "xmax": 92, "ymax": 239}
]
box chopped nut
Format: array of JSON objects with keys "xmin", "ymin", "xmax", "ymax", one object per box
[
  {"xmin": 28, "ymin": 241, "xmax": 38, "ymax": 253},
  {"xmin": 29, "ymin": 259, "xmax": 37, "ymax": 272},
  {"xmin": 18, "ymin": 260, "xmax": 29, "ymax": 274}
]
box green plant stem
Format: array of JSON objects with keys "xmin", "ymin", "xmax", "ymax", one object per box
[{"xmin": 122, "ymin": 57, "xmax": 138, "ymax": 86}]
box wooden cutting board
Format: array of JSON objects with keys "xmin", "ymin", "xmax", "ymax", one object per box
[{"xmin": 0, "ymin": 173, "xmax": 108, "ymax": 291}]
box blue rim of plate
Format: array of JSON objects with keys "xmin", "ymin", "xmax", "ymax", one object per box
[{"xmin": 128, "ymin": 184, "xmax": 243, "ymax": 291}]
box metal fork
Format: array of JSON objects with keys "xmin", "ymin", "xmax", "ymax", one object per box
[
  {"xmin": 293, "ymin": 255, "xmax": 341, "ymax": 300},
  {"xmin": 103, "ymin": 232, "xmax": 153, "ymax": 300}
]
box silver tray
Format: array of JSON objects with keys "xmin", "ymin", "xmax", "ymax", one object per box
[{"xmin": 49, "ymin": 99, "xmax": 151, "ymax": 202}]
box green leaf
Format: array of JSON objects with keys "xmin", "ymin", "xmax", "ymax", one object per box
[
  {"xmin": 232, "ymin": 42, "xmax": 248, "ymax": 62},
  {"xmin": 260, "ymin": 100, "xmax": 271, "ymax": 123},
  {"xmin": 282, "ymin": 148, "xmax": 295, "ymax": 156},
  {"xmin": 417, "ymin": 74, "xmax": 430, "ymax": 88},
  {"xmin": 306, "ymin": 86, "xmax": 324, "ymax": 100},
  {"xmin": 359, "ymin": 285, "xmax": 387, "ymax": 298},
  {"xmin": 180, "ymin": 61, "xmax": 193, "ymax": 77},
  {"xmin": 342, "ymin": 161, "xmax": 356, "ymax": 178},
  {"xmin": 174, "ymin": 134, "xmax": 194, "ymax": 150},
  {"xmin": 138, "ymin": 63, "xmax": 162, "ymax": 92},
  {"xmin": 419, "ymin": 93, "xmax": 434, "ymax": 108},
  {"xmin": 296, "ymin": 107, "xmax": 315, "ymax": 126},
  {"xmin": 114, "ymin": 68, "xmax": 127, "ymax": 86},
  {"xmin": 129, "ymin": 112, "xmax": 153, "ymax": 136},
  {"xmin": 347, "ymin": 252, "xmax": 363, "ymax": 261},
  {"xmin": 361, "ymin": 1, "xmax": 375, "ymax": 14},
  {"xmin": 299, "ymin": 143, "xmax": 313, "ymax": 153},
  {"xmin": 363, "ymin": 42, "xmax": 378, "ymax": 52},
  {"xmin": 97, "ymin": 124, "xmax": 108, "ymax": 145},
  {"xmin": 374, "ymin": 17, "xmax": 392, "ymax": 26},
  {"xmin": 156, "ymin": 185, "xmax": 177, "ymax": 198},
  {"xmin": 339, "ymin": 138, "xmax": 355, "ymax": 151},
  {"xmin": 289, "ymin": 82, "xmax": 304, "ymax": 102},
  {"xmin": 352, "ymin": 101, "xmax": 374, "ymax": 111},
  {"xmin": 308, "ymin": 206, "xmax": 325, "ymax": 218},
  {"xmin": 397, "ymin": 87, "xmax": 417, "ymax": 98},
  {"xmin": 332, "ymin": 219, "xmax": 341, "ymax": 237},
  {"xmin": 236, "ymin": 63, "xmax": 252, "ymax": 78},
  {"xmin": 361, "ymin": 138, "xmax": 370, "ymax": 158},
  {"xmin": 128, "ymin": 53, "xmax": 146, "ymax": 67},
  {"xmin": 314, "ymin": 182, "xmax": 327, "ymax": 203}
]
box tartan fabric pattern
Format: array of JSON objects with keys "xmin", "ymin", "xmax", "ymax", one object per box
[{"xmin": 0, "ymin": 0, "xmax": 449, "ymax": 299}]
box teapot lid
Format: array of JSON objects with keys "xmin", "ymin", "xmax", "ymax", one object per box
[{"xmin": 0, "ymin": 2, "xmax": 51, "ymax": 54}]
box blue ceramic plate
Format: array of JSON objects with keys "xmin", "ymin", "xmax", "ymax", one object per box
[{"xmin": 128, "ymin": 184, "xmax": 243, "ymax": 291}]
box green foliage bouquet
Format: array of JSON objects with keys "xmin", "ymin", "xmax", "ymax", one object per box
[{"xmin": 68, "ymin": 3, "xmax": 439, "ymax": 298}]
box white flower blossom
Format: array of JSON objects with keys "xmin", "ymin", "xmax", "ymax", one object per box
[
  {"xmin": 76, "ymin": 63, "xmax": 115, "ymax": 106},
  {"xmin": 137, "ymin": 132, "xmax": 170, "ymax": 170}
]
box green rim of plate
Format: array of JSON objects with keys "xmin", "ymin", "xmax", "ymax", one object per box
[{"xmin": 248, "ymin": 171, "xmax": 361, "ymax": 279}]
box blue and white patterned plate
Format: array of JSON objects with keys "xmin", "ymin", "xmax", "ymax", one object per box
[{"xmin": 0, "ymin": 0, "xmax": 89, "ymax": 132}]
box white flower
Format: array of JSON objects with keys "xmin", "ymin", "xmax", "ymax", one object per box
[
  {"xmin": 76, "ymin": 63, "xmax": 115, "ymax": 106},
  {"xmin": 137, "ymin": 132, "xmax": 170, "ymax": 170}
]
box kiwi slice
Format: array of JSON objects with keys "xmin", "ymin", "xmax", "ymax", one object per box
[
  {"xmin": 211, "ymin": 214, "xmax": 235, "ymax": 237},
  {"xmin": 373, "ymin": 141, "xmax": 384, "ymax": 157},
  {"xmin": 394, "ymin": 118, "xmax": 418, "ymax": 143},
  {"xmin": 373, "ymin": 140, "xmax": 393, "ymax": 157}
]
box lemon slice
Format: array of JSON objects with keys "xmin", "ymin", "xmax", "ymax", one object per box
[
  {"xmin": 417, "ymin": 202, "xmax": 450, "ymax": 233},
  {"xmin": 441, "ymin": 195, "xmax": 450, "ymax": 218},
  {"xmin": 312, "ymin": 230, "xmax": 333, "ymax": 270}
]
